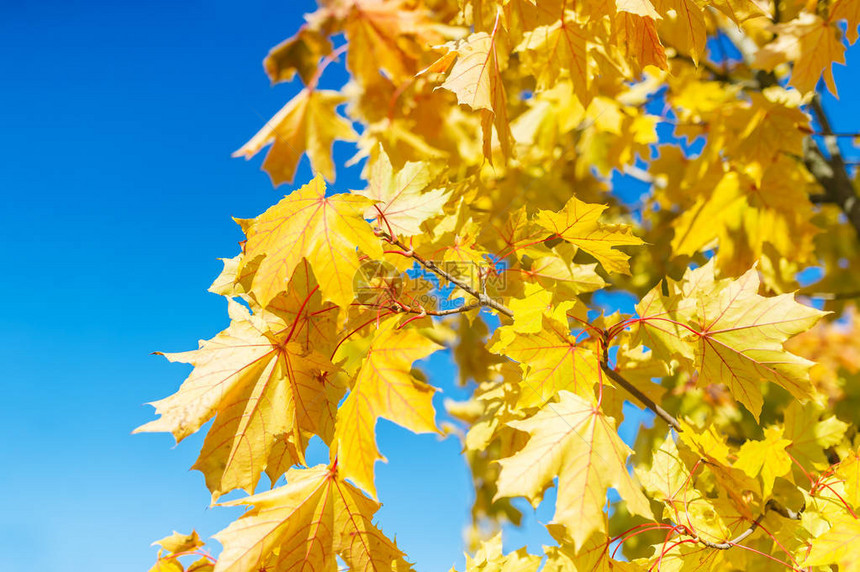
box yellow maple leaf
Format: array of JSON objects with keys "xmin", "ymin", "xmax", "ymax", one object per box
[
  {"xmin": 238, "ymin": 175, "xmax": 383, "ymax": 307},
  {"xmin": 783, "ymin": 401, "xmax": 848, "ymax": 473},
  {"xmin": 734, "ymin": 426, "xmax": 792, "ymax": 497},
  {"xmin": 639, "ymin": 262, "xmax": 826, "ymax": 419},
  {"xmin": 544, "ymin": 525, "xmax": 647, "ymax": 571},
  {"xmin": 805, "ymin": 513, "xmax": 860, "ymax": 571},
  {"xmin": 334, "ymin": 318, "xmax": 442, "ymax": 497},
  {"xmin": 635, "ymin": 433, "xmax": 688, "ymax": 507},
  {"xmin": 535, "ymin": 195, "xmax": 643, "ymax": 274},
  {"xmin": 690, "ymin": 267, "xmax": 826, "ymax": 419},
  {"xmin": 653, "ymin": 0, "xmax": 706, "ymax": 64},
  {"xmin": 754, "ymin": 12, "xmax": 846, "ymax": 95},
  {"xmin": 152, "ymin": 530, "xmax": 204, "ymax": 555},
  {"xmin": 617, "ymin": 0, "xmax": 661, "ymax": 19},
  {"xmin": 495, "ymin": 391, "xmax": 651, "ymax": 551},
  {"xmin": 836, "ymin": 450, "xmax": 860, "ymax": 509},
  {"xmin": 490, "ymin": 316, "xmax": 600, "ymax": 408},
  {"xmin": 517, "ymin": 10, "xmax": 590, "ymax": 100},
  {"xmin": 214, "ymin": 465, "xmax": 411, "ymax": 572},
  {"xmin": 452, "ymin": 533, "xmax": 541, "ymax": 572},
  {"xmin": 233, "ymin": 89, "xmax": 356, "ymax": 186},
  {"xmin": 135, "ymin": 280, "xmax": 342, "ymax": 498},
  {"xmin": 355, "ymin": 146, "xmax": 449, "ymax": 237},
  {"xmin": 433, "ymin": 29, "xmax": 513, "ymax": 160}
]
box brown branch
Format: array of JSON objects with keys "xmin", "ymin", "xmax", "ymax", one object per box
[
  {"xmin": 380, "ymin": 232, "xmax": 515, "ymax": 318},
  {"xmin": 381, "ymin": 230, "xmax": 685, "ymax": 430},
  {"xmin": 805, "ymin": 95, "xmax": 860, "ymax": 238},
  {"xmin": 600, "ymin": 364, "xmax": 682, "ymax": 432}
]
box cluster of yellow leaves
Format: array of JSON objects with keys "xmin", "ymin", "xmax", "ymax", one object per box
[{"xmin": 141, "ymin": 0, "xmax": 860, "ymax": 570}]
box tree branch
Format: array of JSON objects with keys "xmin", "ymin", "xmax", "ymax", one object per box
[
  {"xmin": 692, "ymin": 498, "xmax": 802, "ymax": 551},
  {"xmin": 804, "ymin": 95, "xmax": 860, "ymax": 237},
  {"xmin": 380, "ymin": 232, "xmax": 515, "ymax": 318},
  {"xmin": 381, "ymin": 230, "xmax": 685, "ymax": 430},
  {"xmin": 600, "ymin": 364, "xmax": 682, "ymax": 432}
]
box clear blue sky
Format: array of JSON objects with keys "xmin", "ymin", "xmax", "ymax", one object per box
[{"xmin": 2, "ymin": 2, "xmax": 859, "ymax": 571}]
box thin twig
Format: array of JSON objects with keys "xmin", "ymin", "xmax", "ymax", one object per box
[
  {"xmin": 693, "ymin": 499, "xmax": 802, "ymax": 551},
  {"xmin": 380, "ymin": 232, "xmax": 515, "ymax": 318}
]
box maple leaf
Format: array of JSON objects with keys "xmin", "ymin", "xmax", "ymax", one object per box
[
  {"xmin": 214, "ymin": 465, "xmax": 412, "ymax": 572},
  {"xmin": 153, "ymin": 530, "xmax": 204, "ymax": 554},
  {"xmin": 535, "ymin": 195, "xmax": 643, "ymax": 274},
  {"xmin": 635, "ymin": 433, "xmax": 688, "ymax": 508},
  {"xmin": 343, "ymin": 0, "xmax": 442, "ymax": 84},
  {"xmin": 734, "ymin": 426, "xmax": 792, "ymax": 497},
  {"xmin": 754, "ymin": 12, "xmax": 846, "ymax": 95},
  {"xmin": 782, "ymin": 401, "xmax": 848, "ymax": 473},
  {"xmin": 804, "ymin": 513, "xmax": 860, "ymax": 571},
  {"xmin": 616, "ymin": 11, "xmax": 668, "ymax": 73},
  {"xmin": 543, "ymin": 526, "xmax": 646, "ymax": 571},
  {"xmin": 516, "ymin": 9, "xmax": 589, "ymax": 101},
  {"xmin": 836, "ymin": 449, "xmax": 860, "ymax": 510},
  {"xmin": 495, "ymin": 391, "xmax": 651, "ymax": 550},
  {"xmin": 135, "ymin": 281, "xmax": 342, "ymax": 498},
  {"xmin": 237, "ymin": 175, "xmax": 383, "ymax": 308},
  {"xmin": 334, "ymin": 318, "xmax": 442, "ymax": 497},
  {"xmin": 637, "ymin": 261, "xmax": 826, "ymax": 419},
  {"xmin": 653, "ymin": 0, "xmax": 706, "ymax": 64},
  {"xmin": 832, "ymin": 0, "xmax": 860, "ymax": 44},
  {"xmin": 453, "ymin": 533, "xmax": 541, "ymax": 572},
  {"xmin": 431, "ymin": 29, "xmax": 513, "ymax": 160},
  {"xmin": 490, "ymin": 317, "xmax": 600, "ymax": 409},
  {"xmin": 233, "ymin": 89, "xmax": 356, "ymax": 186},
  {"xmin": 263, "ymin": 26, "xmax": 332, "ymax": 85},
  {"xmin": 355, "ymin": 146, "xmax": 449, "ymax": 237}
]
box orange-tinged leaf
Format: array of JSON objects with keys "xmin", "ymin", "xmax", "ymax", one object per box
[
  {"xmin": 832, "ymin": 0, "xmax": 860, "ymax": 44},
  {"xmin": 263, "ymin": 26, "xmax": 332, "ymax": 85},
  {"xmin": 495, "ymin": 391, "xmax": 650, "ymax": 551},
  {"xmin": 355, "ymin": 146, "xmax": 449, "ymax": 237},
  {"xmin": 214, "ymin": 465, "xmax": 411, "ymax": 572},
  {"xmin": 238, "ymin": 175, "xmax": 383, "ymax": 307},
  {"xmin": 617, "ymin": 12, "xmax": 668, "ymax": 72},
  {"xmin": 233, "ymin": 89, "xmax": 356, "ymax": 186},
  {"xmin": 344, "ymin": 0, "xmax": 441, "ymax": 84},
  {"xmin": 535, "ymin": 196, "xmax": 643, "ymax": 274},
  {"xmin": 334, "ymin": 318, "xmax": 442, "ymax": 497},
  {"xmin": 617, "ymin": 0, "xmax": 661, "ymax": 19}
]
